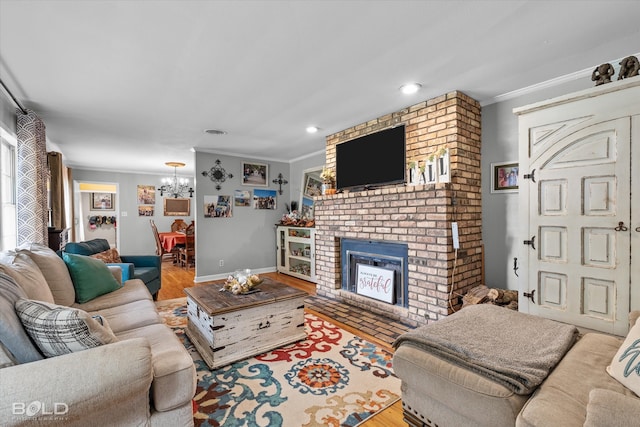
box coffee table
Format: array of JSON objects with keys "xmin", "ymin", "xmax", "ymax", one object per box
[{"xmin": 184, "ymin": 277, "xmax": 307, "ymax": 369}]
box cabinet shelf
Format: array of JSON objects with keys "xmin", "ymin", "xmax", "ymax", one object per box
[
  {"xmin": 289, "ymin": 255, "xmax": 311, "ymax": 262},
  {"xmin": 276, "ymin": 225, "xmax": 316, "ymax": 283}
]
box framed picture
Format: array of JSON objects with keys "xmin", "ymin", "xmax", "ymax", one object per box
[
  {"xmin": 164, "ymin": 198, "xmax": 190, "ymax": 216},
  {"xmin": 234, "ymin": 189, "xmax": 251, "ymax": 206},
  {"xmin": 91, "ymin": 193, "xmax": 114, "ymax": 210},
  {"xmin": 301, "ymin": 196, "xmax": 314, "ymax": 219},
  {"xmin": 304, "ymin": 175, "xmax": 323, "ymax": 197},
  {"xmin": 138, "ymin": 205, "xmax": 154, "ymax": 216},
  {"xmin": 253, "ymin": 188, "xmax": 277, "ymax": 209},
  {"xmin": 204, "ymin": 195, "xmax": 233, "ymax": 218},
  {"xmin": 491, "ymin": 162, "xmax": 519, "ymax": 193},
  {"xmin": 137, "ymin": 185, "xmax": 156, "ymax": 205},
  {"xmin": 242, "ymin": 162, "xmax": 268, "ymax": 186}
]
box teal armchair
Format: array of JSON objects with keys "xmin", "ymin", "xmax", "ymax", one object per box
[{"xmin": 62, "ymin": 238, "xmax": 162, "ymax": 298}]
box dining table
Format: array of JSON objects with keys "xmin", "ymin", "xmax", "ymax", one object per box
[{"xmin": 158, "ymin": 231, "xmax": 186, "ymax": 252}]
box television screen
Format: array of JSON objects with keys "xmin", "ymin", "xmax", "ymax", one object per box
[{"xmin": 336, "ymin": 125, "xmax": 406, "ymax": 190}]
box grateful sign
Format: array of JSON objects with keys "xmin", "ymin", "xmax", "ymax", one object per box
[{"xmin": 356, "ymin": 264, "xmax": 394, "ymax": 303}]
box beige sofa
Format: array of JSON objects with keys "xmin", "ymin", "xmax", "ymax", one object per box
[
  {"xmin": 0, "ymin": 243, "xmax": 196, "ymax": 426},
  {"xmin": 393, "ymin": 304, "xmax": 640, "ymax": 427}
]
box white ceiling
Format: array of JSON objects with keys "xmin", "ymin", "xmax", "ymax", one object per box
[{"xmin": 1, "ymin": 0, "xmax": 639, "ymax": 175}]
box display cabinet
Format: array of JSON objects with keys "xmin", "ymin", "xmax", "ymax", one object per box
[{"xmin": 276, "ymin": 225, "xmax": 316, "ymax": 282}]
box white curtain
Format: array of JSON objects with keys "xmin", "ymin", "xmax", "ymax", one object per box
[{"xmin": 16, "ymin": 109, "xmax": 48, "ymax": 245}]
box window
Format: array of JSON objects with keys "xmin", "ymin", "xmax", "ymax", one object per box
[{"xmin": 0, "ymin": 127, "xmax": 17, "ymax": 250}]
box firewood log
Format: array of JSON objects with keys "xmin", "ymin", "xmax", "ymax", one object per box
[{"xmin": 487, "ymin": 288, "xmax": 504, "ymax": 302}]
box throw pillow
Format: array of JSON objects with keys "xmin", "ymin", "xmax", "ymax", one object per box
[
  {"xmin": 15, "ymin": 298, "xmax": 118, "ymax": 358},
  {"xmin": 0, "ymin": 250, "xmax": 55, "ymax": 303},
  {"xmin": 607, "ymin": 318, "xmax": 640, "ymax": 396},
  {"xmin": 0, "ymin": 273, "xmax": 43, "ymax": 363},
  {"xmin": 62, "ymin": 252, "xmax": 121, "ymax": 304},
  {"xmin": 17, "ymin": 242, "xmax": 75, "ymax": 306},
  {"xmin": 90, "ymin": 248, "xmax": 123, "ymax": 264}
]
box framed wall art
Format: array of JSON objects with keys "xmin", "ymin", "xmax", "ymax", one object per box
[
  {"xmin": 91, "ymin": 193, "xmax": 114, "ymax": 210},
  {"xmin": 304, "ymin": 174, "xmax": 323, "ymax": 197},
  {"xmin": 137, "ymin": 185, "xmax": 156, "ymax": 205},
  {"xmin": 491, "ymin": 161, "xmax": 519, "ymax": 193},
  {"xmin": 138, "ymin": 205, "xmax": 154, "ymax": 216},
  {"xmin": 204, "ymin": 195, "xmax": 232, "ymax": 218},
  {"xmin": 242, "ymin": 162, "xmax": 268, "ymax": 186},
  {"xmin": 234, "ymin": 190, "xmax": 251, "ymax": 206},
  {"xmin": 164, "ymin": 197, "xmax": 190, "ymax": 216},
  {"xmin": 253, "ymin": 189, "xmax": 277, "ymax": 209}
]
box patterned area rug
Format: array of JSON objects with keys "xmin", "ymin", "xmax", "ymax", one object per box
[{"xmin": 156, "ymin": 298, "xmax": 400, "ymax": 427}]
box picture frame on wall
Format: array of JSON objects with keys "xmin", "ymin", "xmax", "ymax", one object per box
[
  {"xmin": 491, "ymin": 161, "xmax": 519, "ymax": 193},
  {"xmin": 138, "ymin": 205, "xmax": 154, "ymax": 216},
  {"xmin": 234, "ymin": 190, "xmax": 251, "ymax": 206},
  {"xmin": 164, "ymin": 198, "xmax": 190, "ymax": 216},
  {"xmin": 204, "ymin": 195, "xmax": 232, "ymax": 218},
  {"xmin": 137, "ymin": 185, "xmax": 156, "ymax": 205},
  {"xmin": 304, "ymin": 175, "xmax": 323, "ymax": 197},
  {"xmin": 253, "ymin": 189, "xmax": 277, "ymax": 209},
  {"xmin": 242, "ymin": 162, "xmax": 268, "ymax": 186},
  {"xmin": 91, "ymin": 193, "xmax": 114, "ymax": 210}
]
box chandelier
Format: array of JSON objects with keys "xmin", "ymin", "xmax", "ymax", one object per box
[{"xmin": 158, "ymin": 162, "xmax": 194, "ymax": 198}]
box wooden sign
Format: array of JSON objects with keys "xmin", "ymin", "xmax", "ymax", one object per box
[{"xmin": 356, "ymin": 264, "xmax": 394, "ymax": 303}]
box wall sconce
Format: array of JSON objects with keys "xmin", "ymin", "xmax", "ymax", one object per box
[{"xmin": 272, "ymin": 173, "xmax": 289, "ymax": 195}]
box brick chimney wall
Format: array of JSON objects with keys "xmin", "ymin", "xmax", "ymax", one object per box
[{"xmin": 314, "ymin": 91, "xmax": 482, "ymax": 326}]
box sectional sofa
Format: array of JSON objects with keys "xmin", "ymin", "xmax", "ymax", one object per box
[
  {"xmin": 0, "ymin": 242, "xmax": 195, "ymax": 426},
  {"xmin": 393, "ymin": 304, "xmax": 640, "ymax": 427}
]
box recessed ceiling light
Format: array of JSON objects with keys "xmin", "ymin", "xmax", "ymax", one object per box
[
  {"xmin": 204, "ymin": 129, "xmax": 227, "ymax": 135},
  {"xmin": 400, "ymin": 83, "xmax": 422, "ymax": 95},
  {"xmin": 306, "ymin": 126, "xmax": 319, "ymax": 134}
]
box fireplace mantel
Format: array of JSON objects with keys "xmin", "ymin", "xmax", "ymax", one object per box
[{"xmin": 315, "ymin": 91, "xmax": 482, "ymax": 326}]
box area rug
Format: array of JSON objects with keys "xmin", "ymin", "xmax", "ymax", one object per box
[{"xmin": 156, "ymin": 298, "xmax": 400, "ymax": 427}]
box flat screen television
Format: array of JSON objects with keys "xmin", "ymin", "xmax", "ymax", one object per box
[{"xmin": 336, "ymin": 125, "xmax": 406, "ymax": 190}]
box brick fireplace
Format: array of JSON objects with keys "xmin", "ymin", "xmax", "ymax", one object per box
[{"xmin": 314, "ymin": 91, "xmax": 482, "ymax": 326}]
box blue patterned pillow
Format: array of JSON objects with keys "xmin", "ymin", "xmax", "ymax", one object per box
[{"xmin": 15, "ymin": 299, "xmax": 118, "ymax": 358}]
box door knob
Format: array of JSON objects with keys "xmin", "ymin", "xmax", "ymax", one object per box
[{"xmin": 636, "ymin": 227, "xmax": 640, "ymax": 232}]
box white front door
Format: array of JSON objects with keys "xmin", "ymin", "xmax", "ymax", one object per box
[{"xmin": 523, "ymin": 117, "xmax": 631, "ymax": 335}]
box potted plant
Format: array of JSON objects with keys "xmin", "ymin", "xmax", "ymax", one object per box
[{"xmin": 320, "ymin": 167, "xmax": 336, "ymax": 195}]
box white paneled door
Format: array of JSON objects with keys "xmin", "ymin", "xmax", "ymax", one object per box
[{"xmin": 517, "ymin": 79, "xmax": 640, "ymax": 336}]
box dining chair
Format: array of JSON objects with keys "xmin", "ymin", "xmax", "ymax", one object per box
[
  {"xmin": 179, "ymin": 223, "xmax": 195, "ymax": 269},
  {"xmin": 150, "ymin": 219, "xmax": 179, "ymax": 263},
  {"xmin": 170, "ymin": 219, "xmax": 188, "ymax": 232}
]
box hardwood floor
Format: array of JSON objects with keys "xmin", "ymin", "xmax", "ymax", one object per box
[{"xmin": 157, "ymin": 262, "xmax": 405, "ymax": 427}]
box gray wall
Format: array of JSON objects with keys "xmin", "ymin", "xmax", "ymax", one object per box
[
  {"xmin": 194, "ymin": 152, "xmax": 289, "ymax": 281},
  {"xmin": 481, "ymin": 77, "xmax": 594, "ymax": 291},
  {"xmin": 71, "ymin": 168, "xmax": 194, "ymax": 255}
]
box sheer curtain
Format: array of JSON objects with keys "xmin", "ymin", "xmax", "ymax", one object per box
[{"xmin": 16, "ymin": 109, "xmax": 48, "ymax": 245}]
